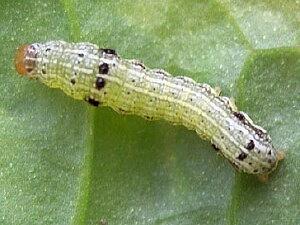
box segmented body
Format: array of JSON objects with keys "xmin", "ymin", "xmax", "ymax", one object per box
[{"xmin": 15, "ymin": 41, "xmax": 283, "ymax": 175}]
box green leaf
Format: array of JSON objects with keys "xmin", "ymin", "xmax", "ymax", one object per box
[{"xmin": 0, "ymin": 1, "xmax": 299, "ymax": 225}]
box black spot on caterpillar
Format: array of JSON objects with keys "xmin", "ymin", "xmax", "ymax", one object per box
[
  {"xmin": 95, "ymin": 77, "xmax": 106, "ymax": 90},
  {"xmin": 211, "ymin": 143, "xmax": 220, "ymax": 151},
  {"xmin": 246, "ymin": 140, "xmax": 255, "ymax": 150},
  {"xmin": 237, "ymin": 152, "xmax": 248, "ymax": 161},
  {"xmin": 14, "ymin": 41, "xmax": 284, "ymax": 175},
  {"xmin": 99, "ymin": 63, "xmax": 109, "ymax": 74},
  {"xmin": 100, "ymin": 48, "xmax": 117, "ymax": 56},
  {"xmin": 233, "ymin": 111, "xmax": 245, "ymax": 121},
  {"xmin": 70, "ymin": 78, "xmax": 76, "ymax": 85},
  {"xmin": 85, "ymin": 97, "xmax": 100, "ymax": 107}
]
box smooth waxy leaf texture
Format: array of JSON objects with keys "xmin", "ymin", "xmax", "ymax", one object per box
[{"xmin": 0, "ymin": 1, "xmax": 299, "ymax": 224}]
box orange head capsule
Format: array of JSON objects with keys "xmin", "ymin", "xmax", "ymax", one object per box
[{"xmin": 14, "ymin": 44, "xmax": 37, "ymax": 76}]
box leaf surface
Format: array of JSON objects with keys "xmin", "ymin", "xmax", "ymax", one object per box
[{"xmin": 0, "ymin": 1, "xmax": 299, "ymax": 224}]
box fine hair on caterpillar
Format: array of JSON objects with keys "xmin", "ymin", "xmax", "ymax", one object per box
[{"xmin": 14, "ymin": 40, "xmax": 284, "ymax": 177}]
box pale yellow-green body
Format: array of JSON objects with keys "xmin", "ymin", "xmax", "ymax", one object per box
[{"xmin": 21, "ymin": 41, "xmax": 282, "ymax": 175}]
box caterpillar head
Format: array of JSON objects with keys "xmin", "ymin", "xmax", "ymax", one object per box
[
  {"xmin": 14, "ymin": 41, "xmax": 106, "ymax": 102},
  {"xmin": 15, "ymin": 44, "xmax": 40, "ymax": 78}
]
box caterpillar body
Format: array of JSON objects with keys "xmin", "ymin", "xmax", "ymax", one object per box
[{"xmin": 15, "ymin": 41, "xmax": 284, "ymax": 175}]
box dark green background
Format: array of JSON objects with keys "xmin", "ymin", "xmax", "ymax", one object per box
[{"xmin": 0, "ymin": 1, "xmax": 299, "ymax": 224}]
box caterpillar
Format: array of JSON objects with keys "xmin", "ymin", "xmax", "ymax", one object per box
[{"xmin": 14, "ymin": 41, "xmax": 284, "ymax": 176}]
